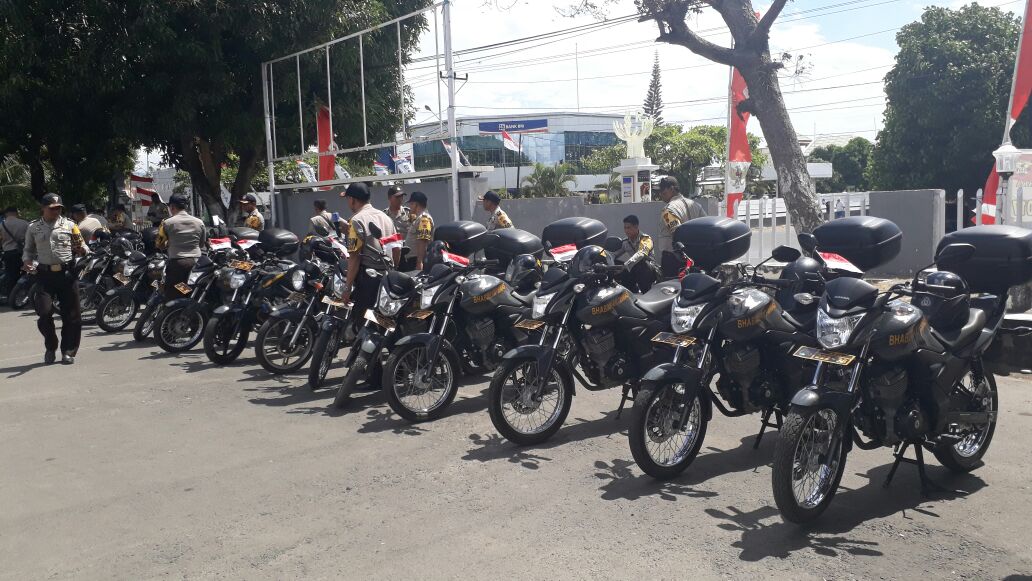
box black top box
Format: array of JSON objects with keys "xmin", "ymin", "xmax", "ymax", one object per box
[
  {"xmin": 229, "ymin": 227, "xmax": 260, "ymax": 241},
  {"xmin": 813, "ymin": 216, "xmax": 902, "ymax": 272},
  {"xmin": 673, "ymin": 217, "xmax": 751, "ymax": 271},
  {"xmin": 434, "ymin": 221, "xmax": 490, "ymax": 256},
  {"xmin": 485, "ymin": 228, "xmax": 544, "ymax": 267},
  {"xmin": 938, "ymin": 225, "xmax": 1032, "ymax": 293},
  {"xmin": 541, "ymin": 217, "xmax": 607, "ymax": 249},
  {"xmin": 258, "ymin": 228, "xmax": 300, "ymax": 257}
]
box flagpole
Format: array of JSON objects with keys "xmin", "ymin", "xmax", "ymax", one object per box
[
  {"xmin": 723, "ymin": 64, "xmax": 733, "ymax": 218},
  {"xmin": 515, "ymin": 134, "xmax": 523, "ymax": 196},
  {"xmin": 1004, "ymin": 0, "xmax": 1032, "ymax": 145}
]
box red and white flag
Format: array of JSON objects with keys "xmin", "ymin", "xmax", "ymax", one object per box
[
  {"xmin": 136, "ymin": 187, "xmax": 157, "ymax": 207},
  {"xmin": 726, "ymin": 67, "xmax": 751, "ymax": 219},
  {"xmin": 209, "ymin": 238, "xmax": 232, "ymax": 250},
  {"xmin": 236, "ymin": 239, "xmax": 260, "ymax": 250},
  {"xmin": 442, "ymin": 251, "xmax": 470, "ymax": 267},
  {"xmin": 328, "ymin": 235, "xmax": 349, "ymax": 257},
  {"xmin": 501, "ymin": 130, "xmax": 521, "ymax": 153},
  {"xmin": 980, "ymin": 0, "xmax": 1032, "ymax": 224},
  {"xmin": 549, "ymin": 243, "xmax": 577, "ymax": 262},
  {"xmin": 819, "ymin": 252, "xmax": 863, "ymax": 274},
  {"xmin": 379, "ymin": 232, "xmax": 404, "ymax": 254}
]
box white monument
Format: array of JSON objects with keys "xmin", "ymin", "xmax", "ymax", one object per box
[{"xmin": 613, "ymin": 110, "xmax": 660, "ymax": 203}]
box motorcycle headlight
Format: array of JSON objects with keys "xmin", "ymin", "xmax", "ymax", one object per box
[
  {"xmin": 727, "ymin": 288, "xmax": 767, "ymax": 318},
  {"xmin": 420, "ymin": 285, "xmax": 440, "ymax": 310},
  {"xmin": 816, "ymin": 309, "xmax": 864, "ymax": 349},
  {"xmin": 532, "ymin": 292, "xmax": 556, "ymax": 319},
  {"xmin": 291, "ymin": 270, "xmax": 306, "ymax": 291},
  {"xmin": 123, "ymin": 263, "xmax": 139, "ymax": 277},
  {"xmin": 229, "ymin": 272, "xmax": 247, "ymax": 289},
  {"xmin": 377, "ymin": 286, "xmax": 406, "ymax": 317},
  {"xmin": 187, "ymin": 270, "xmax": 203, "ymax": 285},
  {"xmin": 332, "ymin": 274, "xmax": 346, "ymax": 298},
  {"xmin": 671, "ymin": 304, "xmax": 705, "ymax": 334},
  {"xmin": 148, "ymin": 262, "xmax": 165, "ymax": 280}
]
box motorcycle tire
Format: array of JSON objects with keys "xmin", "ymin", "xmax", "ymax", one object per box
[
  {"xmin": 487, "ymin": 355, "xmax": 573, "ymax": 446},
  {"xmin": 79, "ymin": 286, "xmax": 102, "ymax": 326},
  {"xmin": 155, "ymin": 304, "xmax": 206, "ymax": 353},
  {"xmin": 383, "ymin": 342, "xmax": 460, "ymax": 423},
  {"xmin": 628, "ymin": 384, "xmax": 708, "ymax": 480},
  {"xmin": 333, "ymin": 353, "xmax": 368, "ymax": 409},
  {"xmin": 97, "ymin": 294, "xmax": 139, "ymax": 332},
  {"xmin": 771, "ymin": 407, "xmax": 849, "ymax": 524},
  {"xmin": 8, "ymin": 282, "xmax": 32, "ymax": 310},
  {"xmin": 308, "ymin": 325, "xmax": 343, "ymax": 390},
  {"xmin": 203, "ymin": 316, "xmax": 250, "ymax": 365},
  {"xmin": 933, "ymin": 369, "xmax": 998, "ymax": 473},
  {"xmin": 254, "ymin": 318, "xmax": 316, "ymax": 374},
  {"xmin": 133, "ymin": 303, "xmax": 160, "ymax": 342}
]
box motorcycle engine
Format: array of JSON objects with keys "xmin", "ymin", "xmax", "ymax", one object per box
[
  {"xmin": 860, "ymin": 363, "xmax": 910, "ymax": 444},
  {"xmin": 717, "ymin": 343, "xmax": 777, "ymax": 412},
  {"xmin": 467, "ymin": 317, "xmax": 495, "ymax": 351},
  {"xmin": 583, "ymin": 328, "xmax": 628, "ymax": 386}
]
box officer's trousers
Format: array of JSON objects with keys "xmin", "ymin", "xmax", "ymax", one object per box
[{"xmin": 35, "ymin": 268, "xmax": 81, "ymax": 354}]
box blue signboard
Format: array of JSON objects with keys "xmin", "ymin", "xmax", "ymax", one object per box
[{"xmin": 478, "ymin": 119, "xmax": 549, "ymax": 134}]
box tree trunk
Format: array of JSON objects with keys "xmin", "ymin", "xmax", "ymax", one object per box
[
  {"xmin": 27, "ymin": 155, "xmax": 46, "ymax": 201},
  {"xmin": 179, "ymin": 135, "xmax": 226, "ymax": 222},
  {"xmin": 739, "ymin": 65, "xmax": 825, "ymax": 234},
  {"xmin": 229, "ymin": 143, "xmax": 263, "ymax": 226}
]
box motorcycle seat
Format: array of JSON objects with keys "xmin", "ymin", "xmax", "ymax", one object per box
[
  {"xmin": 511, "ymin": 290, "xmax": 534, "ymax": 305},
  {"xmin": 932, "ymin": 308, "xmax": 986, "ymax": 350},
  {"xmin": 633, "ymin": 280, "xmax": 680, "ymax": 317}
]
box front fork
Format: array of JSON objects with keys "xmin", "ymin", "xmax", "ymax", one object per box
[{"xmin": 287, "ymin": 297, "xmax": 318, "ymax": 349}]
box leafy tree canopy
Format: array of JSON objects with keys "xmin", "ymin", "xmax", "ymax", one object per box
[
  {"xmin": 521, "ymin": 163, "xmax": 576, "ymax": 197},
  {"xmin": 809, "ymin": 137, "xmax": 873, "ymax": 193}
]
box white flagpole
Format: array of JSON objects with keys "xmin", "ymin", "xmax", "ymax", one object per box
[{"xmin": 1003, "ymin": 0, "xmax": 1032, "ymax": 145}]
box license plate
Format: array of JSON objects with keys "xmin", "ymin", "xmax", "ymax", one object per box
[
  {"xmin": 514, "ymin": 319, "xmax": 545, "ymax": 330},
  {"xmin": 793, "ymin": 346, "xmax": 856, "ymax": 366},
  {"xmin": 113, "ymin": 273, "xmax": 129, "ymax": 285},
  {"xmin": 175, "ymin": 282, "xmax": 191, "ymax": 295},
  {"xmin": 407, "ymin": 309, "xmax": 433, "ymax": 320},
  {"xmin": 651, "ymin": 332, "xmax": 697, "ymax": 348},
  {"xmin": 229, "ymin": 260, "xmax": 254, "ymax": 271},
  {"xmin": 151, "ymin": 280, "xmax": 160, "ymax": 290},
  {"xmin": 364, "ymin": 309, "xmax": 395, "ymax": 331},
  {"xmin": 321, "ymin": 295, "xmax": 351, "ymax": 310},
  {"xmin": 288, "ymin": 291, "xmax": 308, "ymax": 303}
]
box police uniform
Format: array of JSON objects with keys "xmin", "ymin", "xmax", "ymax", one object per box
[
  {"xmin": 660, "ymin": 194, "xmax": 706, "ymax": 277},
  {"xmin": 23, "ymin": 209, "xmax": 86, "ymax": 359},
  {"xmin": 156, "ymin": 208, "xmax": 206, "ymax": 300},
  {"xmin": 76, "ymin": 215, "xmax": 107, "ymax": 243},
  {"xmin": 243, "ymin": 208, "xmax": 265, "ymax": 231},
  {"xmin": 310, "ymin": 210, "xmax": 336, "ymax": 237},
  {"xmin": 406, "ymin": 210, "xmax": 434, "ymax": 269},
  {"xmin": 386, "ymin": 205, "xmax": 415, "ymax": 240},
  {"xmin": 616, "ymin": 233, "xmax": 659, "ymax": 293},
  {"xmin": 345, "ymin": 203, "xmax": 397, "ymax": 319},
  {"xmin": 108, "ymin": 211, "xmax": 130, "ymax": 233},
  {"xmin": 1, "ymin": 213, "xmax": 29, "ymax": 295},
  {"xmin": 487, "ymin": 207, "xmax": 513, "ymax": 231}
]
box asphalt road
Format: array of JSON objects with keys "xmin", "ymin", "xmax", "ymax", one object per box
[{"xmin": 1, "ymin": 309, "xmax": 1031, "ymax": 580}]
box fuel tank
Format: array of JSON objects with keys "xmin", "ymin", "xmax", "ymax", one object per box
[
  {"xmin": 870, "ymin": 301, "xmax": 938, "ymax": 361},
  {"xmin": 459, "ymin": 274, "xmax": 522, "ymax": 315},
  {"xmin": 575, "ymin": 284, "xmax": 646, "ymax": 326},
  {"xmin": 719, "ymin": 288, "xmax": 794, "ymax": 341}
]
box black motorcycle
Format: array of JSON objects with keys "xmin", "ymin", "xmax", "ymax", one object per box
[
  {"xmin": 153, "ymin": 248, "xmax": 236, "ymax": 353},
  {"xmin": 96, "ymin": 250, "xmax": 165, "ymax": 332},
  {"xmin": 253, "ymin": 255, "xmax": 330, "ymax": 374},
  {"xmin": 627, "ymin": 218, "xmax": 833, "ymax": 478},
  {"xmin": 77, "ymin": 236, "xmax": 125, "ymax": 324},
  {"xmin": 770, "ymin": 219, "xmax": 1031, "ymax": 523},
  {"xmin": 8, "ymin": 265, "xmax": 40, "ymax": 310},
  {"xmin": 297, "ymin": 236, "xmax": 350, "ymax": 388}
]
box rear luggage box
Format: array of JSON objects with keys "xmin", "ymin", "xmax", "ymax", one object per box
[
  {"xmin": 541, "ymin": 217, "xmax": 608, "ymax": 249},
  {"xmin": 434, "ymin": 221, "xmax": 491, "ymax": 256},
  {"xmin": 938, "ymin": 225, "xmax": 1032, "ymax": 293},
  {"xmin": 672, "ymin": 217, "xmax": 751, "ymax": 271},
  {"xmin": 813, "ymin": 216, "xmax": 902, "ymax": 272},
  {"xmin": 485, "ymin": 228, "xmax": 544, "ymax": 269}
]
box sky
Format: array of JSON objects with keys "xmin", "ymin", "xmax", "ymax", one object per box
[{"xmin": 134, "ymin": 0, "xmax": 1026, "ymax": 173}]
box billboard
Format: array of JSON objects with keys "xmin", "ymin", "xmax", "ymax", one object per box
[{"xmin": 478, "ymin": 119, "xmax": 548, "ymax": 134}]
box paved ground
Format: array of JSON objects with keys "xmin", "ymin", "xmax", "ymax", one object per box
[{"xmin": 1, "ymin": 309, "xmax": 1031, "ymax": 580}]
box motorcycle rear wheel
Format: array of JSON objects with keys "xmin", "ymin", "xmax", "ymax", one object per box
[
  {"xmin": 628, "ymin": 384, "xmax": 708, "ymax": 479},
  {"xmin": 8, "ymin": 282, "xmax": 32, "ymax": 310},
  {"xmin": 203, "ymin": 316, "xmax": 250, "ymax": 364},
  {"xmin": 97, "ymin": 294, "xmax": 138, "ymax": 332},
  {"xmin": 255, "ymin": 318, "xmax": 316, "ymax": 374},
  {"xmin": 487, "ymin": 356, "xmax": 572, "ymax": 446},
  {"xmin": 933, "ymin": 369, "xmax": 998, "ymax": 472},
  {"xmin": 79, "ymin": 285, "xmax": 102, "ymax": 325},
  {"xmin": 155, "ymin": 305, "xmax": 206, "ymax": 353}
]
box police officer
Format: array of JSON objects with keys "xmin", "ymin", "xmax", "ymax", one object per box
[
  {"xmin": 239, "ymin": 193, "xmax": 265, "ymax": 231},
  {"xmin": 70, "ymin": 204, "xmax": 107, "ymax": 243},
  {"xmin": 108, "ymin": 204, "xmax": 131, "ymax": 233},
  {"xmin": 657, "ymin": 176, "xmax": 706, "ymax": 276},
  {"xmin": 406, "ymin": 191, "xmax": 434, "ymax": 271},
  {"xmin": 481, "ymin": 191, "xmax": 513, "ymax": 231},
  {"xmin": 309, "ymin": 199, "xmax": 337, "ymax": 237},
  {"xmin": 155, "ymin": 194, "xmax": 206, "ymax": 300},
  {"xmin": 1, "ymin": 206, "xmax": 29, "ymax": 297},
  {"xmin": 23, "ymin": 194, "xmax": 87, "ymax": 364},
  {"xmin": 87, "ymin": 206, "xmax": 108, "ymax": 229},
  {"xmin": 384, "ymin": 186, "xmax": 414, "ymax": 238},
  {"xmin": 615, "ymin": 215, "xmax": 659, "ymax": 293},
  {"xmin": 339, "ymin": 183, "xmax": 398, "ymax": 322}
]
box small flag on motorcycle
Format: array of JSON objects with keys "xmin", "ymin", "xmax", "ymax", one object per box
[
  {"xmin": 442, "ymin": 251, "xmax": 470, "ymax": 267},
  {"xmin": 818, "ymin": 252, "xmax": 862, "ymax": 274},
  {"xmin": 209, "ymin": 238, "xmax": 232, "ymax": 250},
  {"xmin": 379, "ymin": 233, "xmax": 404, "ymax": 254},
  {"xmin": 549, "ymin": 244, "xmax": 577, "ymax": 262}
]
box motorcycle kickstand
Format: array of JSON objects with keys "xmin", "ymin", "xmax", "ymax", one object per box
[
  {"xmin": 615, "ymin": 384, "xmax": 633, "ymax": 419},
  {"xmin": 753, "ymin": 408, "xmax": 780, "ymax": 449},
  {"xmin": 883, "ymin": 441, "xmax": 956, "ymax": 496}
]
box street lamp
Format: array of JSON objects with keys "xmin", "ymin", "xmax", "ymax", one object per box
[{"xmin": 994, "ymin": 143, "xmax": 1020, "ymax": 224}]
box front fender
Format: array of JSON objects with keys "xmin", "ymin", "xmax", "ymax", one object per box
[
  {"xmin": 104, "ymin": 286, "xmax": 133, "ymax": 298},
  {"xmin": 641, "ymin": 363, "xmax": 711, "ymax": 421},
  {"xmin": 211, "ymin": 304, "xmax": 245, "ymax": 318},
  {"xmin": 500, "ymin": 344, "xmax": 575, "ymax": 395},
  {"xmin": 267, "ymin": 305, "xmax": 303, "ymax": 324},
  {"xmin": 395, "ymin": 333, "xmax": 459, "ymax": 368},
  {"xmin": 789, "ymin": 386, "xmax": 857, "ymax": 420},
  {"xmin": 163, "ymin": 297, "xmax": 195, "ymax": 310}
]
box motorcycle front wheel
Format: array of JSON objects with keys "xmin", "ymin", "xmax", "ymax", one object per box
[
  {"xmin": 79, "ymin": 284, "xmax": 102, "ymax": 325},
  {"xmin": 133, "ymin": 302, "xmax": 160, "ymax": 342},
  {"xmin": 771, "ymin": 407, "xmax": 849, "ymax": 524},
  {"xmin": 8, "ymin": 281, "xmax": 32, "ymax": 310},
  {"xmin": 487, "ymin": 356, "xmax": 572, "ymax": 446},
  {"xmin": 308, "ymin": 325, "xmax": 342, "ymax": 390},
  {"xmin": 255, "ymin": 318, "xmax": 316, "ymax": 374},
  {"xmin": 384, "ymin": 343, "xmax": 459, "ymax": 422},
  {"xmin": 155, "ymin": 304, "xmax": 206, "ymax": 353},
  {"xmin": 97, "ymin": 294, "xmax": 139, "ymax": 332},
  {"xmin": 333, "ymin": 353, "xmax": 369, "ymax": 409},
  {"xmin": 628, "ymin": 383, "xmax": 708, "ymax": 479},
  {"xmin": 934, "ymin": 368, "xmax": 998, "ymax": 472},
  {"xmin": 203, "ymin": 316, "xmax": 251, "ymax": 364}
]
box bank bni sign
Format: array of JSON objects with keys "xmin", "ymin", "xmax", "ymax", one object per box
[{"xmin": 478, "ymin": 119, "xmax": 548, "ymax": 135}]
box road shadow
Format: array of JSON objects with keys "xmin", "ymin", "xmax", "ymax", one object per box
[
  {"xmin": 97, "ymin": 340, "xmax": 153, "ymax": 352},
  {"xmin": 357, "ymin": 408, "xmax": 429, "ymax": 436},
  {"xmin": 593, "ymin": 458, "xmax": 720, "ymax": 501},
  {"xmin": 288, "ymin": 386, "xmax": 385, "ymax": 417},
  {"xmin": 172, "ymin": 356, "xmax": 258, "ymax": 374},
  {"xmin": 245, "ymin": 380, "xmax": 331, "ymax": 408},
  {"xmin": 0, "ymin": 361, "xmax": 49, "ymax": 378},
  {"xmin": 461, "ymin": 410, "xmax": 628, "ymax": 470},
  {"xmin": 238, "ymin": 367, "xmax": 295, "ymax": 384},
  {"xmin": 704, "ymin": 462, "xmax": 987, "ymax": 562}
]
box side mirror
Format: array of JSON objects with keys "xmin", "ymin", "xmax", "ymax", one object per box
[
  {"xmin": 368, "ymin": 223, "xmax": 382, "ymax": 239},
  {"xmin": 772, "ymin": 245, "xmax": 801, "ymax": 263},
  {"xmin": 797, "ymin": 233, "xmax": 817, "ymax": 253},
  {"xmin": 604, "ymin": 236, "xmax": 623, "ymax": 252},
  {"xmin": 935, "ymin": 243, "xmax": 976, "ymax": 268}
]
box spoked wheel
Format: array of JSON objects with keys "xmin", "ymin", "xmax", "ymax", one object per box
[
  {"xmin": 308, "ymin": 325, "xmax": 342, "ymax": 389},
  {"xmin": 384, "ymin": 343, "xmax": 459, "ymax": 422},
  {"xmin": 333, "ymin": 354, "xmax": 369, "ymax": 409},
  {"xmin": 155, "ymin": 305, "xmax": 206, "ymax": 353},
  {"xmin": 133, "ymin": 302, "xmax": 160, "ymax": 342},
  {"xmin": 97, "ymin": 294, "xmax": 138, "ymax": 332},
  {"xmin": 629, "ymin": 384, "xmax": 708, "ymax": 479},
  {"xmin": 255, "ymin": 319, "xmax": 316, "ymax": 374},
  {"xmin": 487, "ymin": 356, "xmax": 572, "ymax": 446},
  {"xmin": 203, "ymin": 316, "xmax": 250, "ymax": 364},
  {"xmin": 934, "ymin": 368, "xmax": 998, "ymax": 472},
  {"xmin": 79, "ymin": 285, "xmax": 102, "ymax": 325},
  {"xmin": 8, "ymin": 282, "xmax": 32, "ymax": 310},
  {"xmin": 772, "ymin": 407, "xmax": 849, "ymax": 524}
]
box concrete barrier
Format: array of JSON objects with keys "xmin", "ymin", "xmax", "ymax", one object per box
[{"xmin": 866, "ymin": 189, "xmax": 945, "ymax": 277}]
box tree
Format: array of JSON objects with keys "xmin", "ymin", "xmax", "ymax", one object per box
[
  {"xmin": 521, "ymin": 163, "xmax": 576, "ymax": 197},
  {"xmin": 566, "ymin": 0, "xmax": 824, "ymax": 233},
  {"xmin": 0, "ymin": 156, "xmax": 39, "ymax": 216},
  {"xmin": 868, "ymin": 4, "xmax": 1032, "ymax": 197},
  {"xmin": 645, "ymin": 124, "xmax": 766, "ymax": 195},
  {"xmin": 809, "ymin": 137, "xmax": 874, "ymax": 193},
  {"xmin": 580, "ymin": 145, "xmax": 625, "ymax": 175},
  {"xmin": 643, "ymin": 51, "xmax": 664, "ymax": 124}
]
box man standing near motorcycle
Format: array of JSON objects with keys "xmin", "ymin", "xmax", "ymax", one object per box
[
  {"xmin": 239, "ymin": 193, "xmax": 265, "ymax": 231},
  {"xmin": 1, "ymin": 206, "xmax": 28, "ymax": 299},
  {"xmin": 70, "ymin": 205, "xmax": 107, "ymax": 243},
  {"xmin": 406, "ymin": 191, "xmax": 434, "ymax": 271},
  {"xmin": 22, "ymin": 194, "xmax": 87, "ymax": 364},
  {"xmin": 614, "ymin": 214, "xmax": 659, "ymax": 293},
  {"xmin": 657, "ymin": 176, "xmax": 706, "ymax": 276},
  {"xmin": 339, "ymin": 183, "xmax": 398, "ymax": 322},
  {"xmin": 155, "ymin": 195, "xmax": 206, "ymax": 300},
  {"xmin": 309, "ymin": 199, "xmax": 337, "ymax": 237},
  {"xmin": 480, "ymin": 191, "xmax": 514, "ymax": 231}
]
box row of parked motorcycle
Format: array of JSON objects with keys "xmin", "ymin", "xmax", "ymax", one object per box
[{"xmin": 11, "ymin": 213, "xmax": 1031, "ymax": 524}]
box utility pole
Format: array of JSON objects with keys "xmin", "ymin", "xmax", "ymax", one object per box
[
  {"xmin": 575, "ymin": 43, "xmax": 581, "ymax": 113},
  {"xmin": 443, "ymin": 0, "xmax": 460, "ymax": 220}
]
